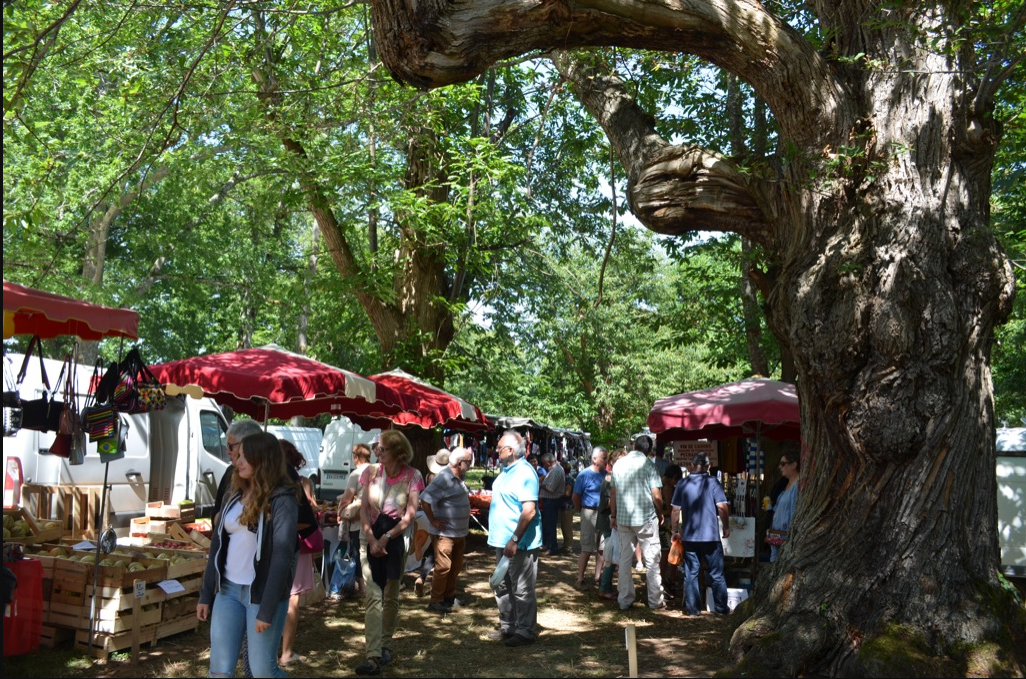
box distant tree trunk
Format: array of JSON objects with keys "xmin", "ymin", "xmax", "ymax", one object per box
[{"xmin": 366, "ymin": 1, "xmax": 1023, "ymax": 675}]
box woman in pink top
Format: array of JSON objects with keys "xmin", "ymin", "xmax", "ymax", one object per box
[{"xmin": 354, "ymin": 430, "xmax": 424, "ymax": 676}]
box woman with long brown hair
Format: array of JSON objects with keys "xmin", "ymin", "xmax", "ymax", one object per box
[{"xmin": 197, "ymin": 432, "xmax": 299, "ymax": 678}]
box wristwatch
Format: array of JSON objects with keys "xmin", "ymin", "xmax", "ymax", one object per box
[{"xmin": 384, "ymin": 531, "xmax": 393, "ymax": 540}]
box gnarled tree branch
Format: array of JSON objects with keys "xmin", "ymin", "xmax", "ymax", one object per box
[
  {"xmin": 552, "ymin": 50, "xmax": 777, "ymax": 246},
  {"xmin": 369, "ymin": 0, "xmax": 848, "ymax": 141}
]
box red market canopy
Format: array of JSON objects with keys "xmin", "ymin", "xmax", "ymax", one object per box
[
  {"xmin": 368, "ymin": 368, "xmax": 492, "ymax": 432},
  {"xmin": 647, "ymin": 377, "xmax": 800, "ymax": 441},
  {"xmin": 3, "ymin": 279, "xmax": 139, "ymax": 340},
  {"xmin": 149, "ymin": 344, "xmax": 407, "ymax": 422}
]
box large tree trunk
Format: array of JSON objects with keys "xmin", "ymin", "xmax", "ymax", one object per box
[{"xmin": 367, "ymin": 1, "xmax": 1024, "ymax": 676}]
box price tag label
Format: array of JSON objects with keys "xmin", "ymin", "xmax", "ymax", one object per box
[
  {"xmin": 158, "ymin": 579, "xmax": 186, "ymax": 595},
  {"xmin": 134, "ymin": 579, "xmax": 146, "ymax": 599}
]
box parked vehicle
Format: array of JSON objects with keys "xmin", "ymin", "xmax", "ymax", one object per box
[
  {"xmin": 2, "ymin": 352, "xmax": 231, "ymax": 527},
  {"xmin": 316, "ymin": 416, "xmax": 380, "ymax": 502},
  {"xmin": 997, "ymin": 427, "xmax": 1025, "ymax": 579},
  {"xmin": 266, "ymin": 425, "xmax": 323, "ymax": 481}
]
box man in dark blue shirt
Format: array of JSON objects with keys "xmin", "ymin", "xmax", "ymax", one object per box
[{"xmin": 670, "ymin": 452, "xmax": 731, "ymax": 615}]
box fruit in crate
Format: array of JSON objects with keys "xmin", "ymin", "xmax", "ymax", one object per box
[
  {"xmin": 2, "ymin": 527, "xmax": 8, "ymax": 539},
  {"xmin": 3, "ymin": 514, "xmax": 13, "ymax": 529},
  {"xmin": 9, "ymin": 520, "xmax": 28, "ymax": 537},
  {"xmin": 128, "ymin": 562, "xmax": 146, "ymax": 572},
  {"xmin": 47, "ymin": 546, "xmax": 70, "ymax": 557}
]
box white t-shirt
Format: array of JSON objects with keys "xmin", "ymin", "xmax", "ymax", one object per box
[{"xmin": 223, "ymin": 499, "xmax": 257, "ymax": 586}]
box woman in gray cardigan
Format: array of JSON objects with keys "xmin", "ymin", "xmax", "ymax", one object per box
[{"xmin": 197, "ymin": 432, "xmax": 299, "ymax": 678}]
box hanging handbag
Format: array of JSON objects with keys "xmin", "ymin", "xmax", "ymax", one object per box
[
  {"xmin": 3, "ymin": 355, "xmax": 23, "ymax": 437},
  {"xmin": 96, "ymin": 415, "xmax": 128, "ymax": 462},
  {"xmin": 82, "ymin": 359, "xmax": 117, "ymax": 441},
  {"xmin": 57, "ymin": 353, "xmax": 82, "ymax": 437},
  {"xmin": 299, "ymin": 525, "xmax": 325, "ymax": 555},
  {"xmin": 668, "ymin": 533, "xmax": 684, "ymax": 566},
  {"xmin": 68, "ymin": 429, "xmax": 87, "ymax": 465},
  {"xmin": 48, "ymin": 432, "xmax": 73, "ymax": 458},
  {"xmin": 111, "ymin": 347, "xmax": 165, "ymax": 414},
  {"xmin": 83, "ymin": 403, "xmax": 117, "ymax": 440},
  {"xmin": 19, "ymin": 338, "xmax": 65, "ymax": 433}
]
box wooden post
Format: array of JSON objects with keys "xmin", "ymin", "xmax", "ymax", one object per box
[
  {"xmin": 625, "ymin": 623, "xmax": 638, "ymax": 678},
  {"xmin": 131, "ymin": 579, "xmax": 145, "ymax": 663}
]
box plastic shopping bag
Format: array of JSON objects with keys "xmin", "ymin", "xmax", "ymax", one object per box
[{"xmin": 329, "ymin": 542, "xmax": 357, "ymax": 599}]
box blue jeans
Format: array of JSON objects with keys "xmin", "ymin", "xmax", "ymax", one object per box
[
  {"xmin": 540, "ymin": 498, "xmax": 560, "ymax": 553},
  {"xmin": 209, "ymin": 579, "xmax": 289, "ymax": 678},
  {"xmin": 681, "ymin": 541, "xmax": 728, "ymax": 615}
]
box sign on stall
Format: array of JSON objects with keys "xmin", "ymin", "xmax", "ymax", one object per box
[{"xmin": 668, "ymin": 440, "xmax": 717, "ymax": 468}]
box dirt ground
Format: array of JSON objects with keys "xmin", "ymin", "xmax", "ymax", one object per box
[{"xmin": 10, "ymin": 529, "xmax": 738, "ymax": 678}]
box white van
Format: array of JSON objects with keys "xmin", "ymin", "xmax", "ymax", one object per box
[
  {"xmin": 3, "ymin": 352, "xmax": 231, "ymax": 528},
  {"xmin": 266, "ymin": 425, "xmax": 323, "ymax": 482},
  {"xmin": 317, "ymin": 416, "xmax": 380, "ymax": 502},
  {"xmin": 997, "ymin": 427, "xmax": 1026, "ymax": 578}
]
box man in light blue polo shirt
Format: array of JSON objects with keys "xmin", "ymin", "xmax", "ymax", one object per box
[{"xmin": 486, "ymin": 429, "xmax": 542, "ymax": 647}]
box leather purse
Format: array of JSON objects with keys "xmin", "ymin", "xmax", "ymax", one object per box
[{"xmin": 18, "ymin": 339, "xmax": 65, "ymax": 433}]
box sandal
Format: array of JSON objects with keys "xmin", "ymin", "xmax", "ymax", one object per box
[{"xmin": 355, "ymin": 658, "xmax": 381, "ymax": 676}]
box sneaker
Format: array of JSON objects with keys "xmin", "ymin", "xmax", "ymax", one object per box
[
  {"xmin": 487, "ymin": 629, "xmax": 513, "ymax": 641},
  {"xmin": 355, "ymin": 658, "xmax": 381, "ymax": 676},
  {"xmin": 427, "ymin": 601, "xmax": 452, "ymax": 614},
  {"xmin": 650, "ymin": 602, "xmax": 667, "ymax": 611},
  {"xmin": 445, "ymin": 597, "xmax": 462, "ymax": 609},
  {"xmin": 380, "ymin": 648, "xmax": 392, "ymax": 666},
  {"xmin": 504, "ymin": 634, "xmax": 536, "ymax": 647},
  {"xmin": 414, "ymin": 577, "xmax": 425, "ymax": 597}
]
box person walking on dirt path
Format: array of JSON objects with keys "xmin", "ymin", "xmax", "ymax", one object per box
[
  {"xmin": 486, "ymin": 430, "xmax": 542, "ymax": 647},
  {"xmin": 573, "ymin": 446, "xmax": 608, "ymax": 590},
  {"xmin": 419, "ymin": 446, "xmax": 473, "ymax": 613},
  {"xmin": 608, "ymin": 435, "xmax": 665, "ymax": 611},
  {"xmin": 670, "ymin": 452, "xmax": 731, "ymax": 616}
]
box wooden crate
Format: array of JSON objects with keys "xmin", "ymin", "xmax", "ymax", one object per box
[
  {"xmin": 52, "ymin": 551, "xmax": 168, "ymax": 589},
  {"xmin": 20, "ymin": 483, "xmax": 103, "ymax": 535},
  {"xmin": 74, "ymin": 615, "xmax": 199, "ymax": 659},
  {"xmin": 3, "ymin": 506, "xmax": 63, "ymax": 545},
  {"xmin": 48, "ymin": 600, "xmax": 162, "ymax": 634},
  {"xmin": 39, "ymin": 624, "xmax": 75, "ymax": 649},
  {"xmin": 145, "ymin": 501, "xmax": 196, "ymax": 524},
  {"xmin": 161, "ymin": 593, "xmax": 199, "ymax": 622}
]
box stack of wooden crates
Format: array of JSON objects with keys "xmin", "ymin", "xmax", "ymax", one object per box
[{"xmin": 26, "ymin": 539, "xmax": 207, "ymax": 657}]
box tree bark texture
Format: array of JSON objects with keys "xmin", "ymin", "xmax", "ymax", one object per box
[{"xmin": 369, "ymin": 0, "xmax": 1024, "ymax": 676}]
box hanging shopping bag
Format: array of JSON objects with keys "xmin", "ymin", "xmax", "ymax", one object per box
[
  {"xmin": 57, "ymin": 353, "xmax": 82, "ymax": 437},
  {"xmin": 110, "ymin": 347, "xmax": 165, "ymax": 414},
  {"xmin": 96, "ymin": 415, "xmax": 129, "ymax": 462},
  {"xmin": 330, "ymin": 542, "xmax": 357, "ymax": 599},
  {"xmin": 3, "ymin": 355, "xmax": 22, "ymax": 437},
  {"xmin": 17, "ymin": 336, "xmax": 65, "ymax": 433}
]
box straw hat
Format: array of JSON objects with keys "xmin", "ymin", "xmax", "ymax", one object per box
[{"xmin": 427, "ymin": 448, "xmax": 451, "ymax": 475}]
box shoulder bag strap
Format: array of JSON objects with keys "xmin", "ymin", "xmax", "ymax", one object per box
[{"xmin": 16, "ymin": 335, "xmax": 50, "ymax": 392}]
